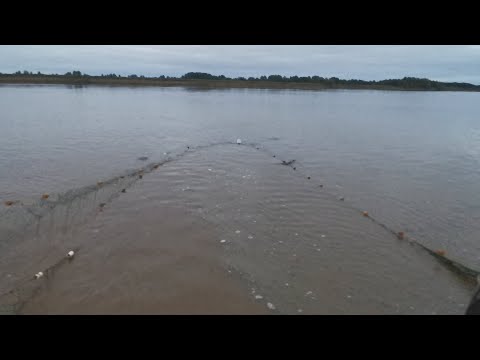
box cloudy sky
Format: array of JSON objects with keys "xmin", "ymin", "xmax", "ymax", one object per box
[{"xmin": 1, "ymin": 45, "xmax": 479, "ymax": 84}]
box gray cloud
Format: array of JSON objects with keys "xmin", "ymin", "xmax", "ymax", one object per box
[{"xmin": 0, "ymin": 45, "xmax": 479, "ymax": 84}]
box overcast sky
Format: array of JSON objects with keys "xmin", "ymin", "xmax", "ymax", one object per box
[{"xmin": 1, "ymin": 45, "xmax": 479, "ymax": 84}]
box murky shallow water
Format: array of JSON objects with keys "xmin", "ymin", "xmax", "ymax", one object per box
[{"xmin": 1, "ymin": 85, "xmax": 479, "ymax": 314}]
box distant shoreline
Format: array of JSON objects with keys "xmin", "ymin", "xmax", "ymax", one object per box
[{"xmin": 1, "ymin": 76, "xmax": 479, "ymax": 92}]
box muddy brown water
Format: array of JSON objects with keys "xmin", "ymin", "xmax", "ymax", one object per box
[
  {"xmin": 0, "ymin": 144, "xmax": 475, "ymax": 314},
  {"xmin": 1, "ymin": 86, "xmax": 480, "ymax": 314}
]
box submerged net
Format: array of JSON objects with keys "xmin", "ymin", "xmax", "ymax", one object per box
[{"xmin": 1, "ymin": 140, "xmax": 479, "ymax": 314}]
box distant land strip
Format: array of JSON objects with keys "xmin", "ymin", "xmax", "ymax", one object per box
[{"xmin": 1, "ymin": 71, "xmax": 479, "ymax": 91}]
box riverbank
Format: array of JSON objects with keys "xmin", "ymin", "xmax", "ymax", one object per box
[{"xmin": 1, "ymin": 76, "xmax": 479, "ymax": 92}]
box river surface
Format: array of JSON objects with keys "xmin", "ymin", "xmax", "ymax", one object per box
[{"xmin": 1, "ymin": 85, "xmax": 479, "ymax": 314}]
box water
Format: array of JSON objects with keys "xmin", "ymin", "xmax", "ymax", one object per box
[{"xmin": 1, "ymin": 84, "xmax": 479, "ymax": 314}]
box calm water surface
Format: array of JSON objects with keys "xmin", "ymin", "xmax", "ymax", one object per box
[{"xmin": 1, "ymin": 85, "xmax": 479, "ymax": 314}]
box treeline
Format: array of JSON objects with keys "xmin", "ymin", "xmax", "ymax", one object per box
[
  {"xmin": 1, "ymin": 70, "xmax": 479, "ymax": 91},
  {"xmin": 180, "ymin": 72, "xmax": 480, "ymax": 90}
]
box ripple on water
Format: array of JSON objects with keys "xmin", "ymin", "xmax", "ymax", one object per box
[{"xmin": 0, "ymin": 144, "xmax": 475, "ymax": 314}]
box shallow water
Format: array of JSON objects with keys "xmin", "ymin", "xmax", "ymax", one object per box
[{"xmin": 1, "ymin": 85, "xmax": 479, "ymax": 314}]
